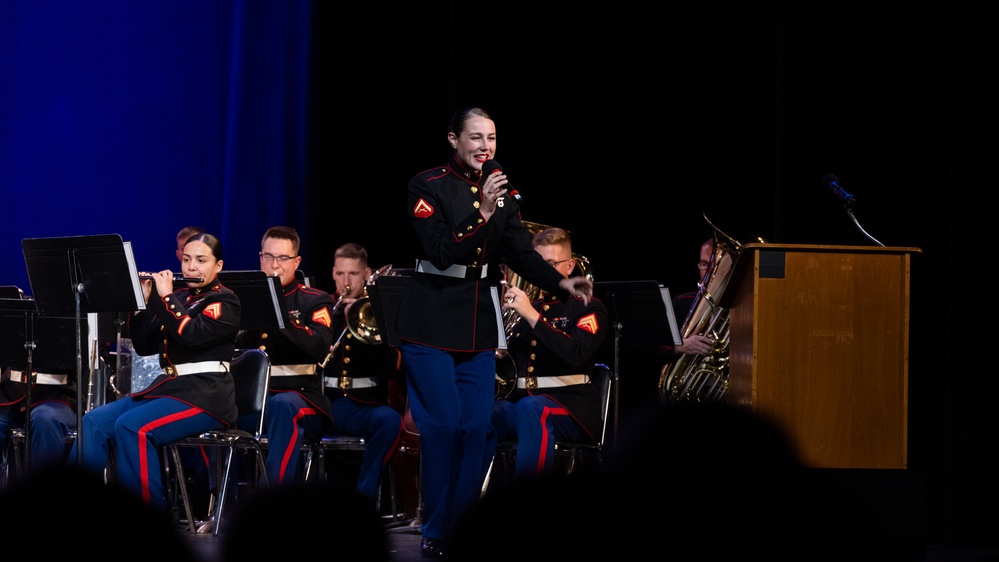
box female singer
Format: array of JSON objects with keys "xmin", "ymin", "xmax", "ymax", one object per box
[
  {"xmin": 394, "ymin": 106, "xmax": 593, "ymax": 558},
  {"xmin": 70, "ymin": 232, "xmax": 240, "ymax": 511}
]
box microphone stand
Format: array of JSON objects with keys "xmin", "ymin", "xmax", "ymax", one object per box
[{"xmin": 843, "ymin": 205, "xmax": 884, "ymax": 247}]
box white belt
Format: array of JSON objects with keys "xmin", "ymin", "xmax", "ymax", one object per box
[
  {"xmin": 324, "ymin": 376, "xmax": 377, "ymax": 390},
  {"xmin": 163, "ymin": 361, "xmax": 229, "ymax": 377},
  {"xmin": 416, "ymin": 260, "xmax": 488, "ymax": 279},
  {"xmin": 517, "ymin": 374, "xmax": 589, "ymax": 389},
  {"xmin": 271, "ymin": 364, "xmax": 318, "ymax": 377},
  {"xmin": 8, "ymin": 371, "xmax": 69, "ymax": 385}
]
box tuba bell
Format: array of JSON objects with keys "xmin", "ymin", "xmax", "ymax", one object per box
[{"xmin": 658, "ymin": 214, "xmax": 745, "ymax": 403}]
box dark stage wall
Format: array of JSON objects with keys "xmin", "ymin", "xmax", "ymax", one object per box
[{"xmin": 2, "ymin": 1, "xmax": 993, "ymax": 547}]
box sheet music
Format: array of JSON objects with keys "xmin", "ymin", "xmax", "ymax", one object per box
[
  {"xmin": 122, "ymin": 241, "xmax": 146, "ymax": 310},
  {"xmin": 660, "ymin": 285, "xmax": 682, "ymax": 346}
]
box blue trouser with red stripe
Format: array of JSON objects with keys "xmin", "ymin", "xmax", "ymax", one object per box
[
  {"xmin": 330, "ymin": 397, "xmax": 404, "ymax": 500},
  {"xmin": 70, "ymin": 395, "xmax": 222, "ymax": 510},
  {"xmin": 238, "ymin": 391, "xmax": 323, "ymax": 486},
  {"xmin": 489, "ymin": 394, "xmax": 585, "ymax": 478},
  {"xmin": 399, "ymin": 343, "xmax": 494, "ymax": 542}
]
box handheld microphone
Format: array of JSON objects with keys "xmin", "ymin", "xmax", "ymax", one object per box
[
  {"xmin": 821, "ymin": 173, "xmax": 855, "ymax": 208},
  {"xmin": 482, "ymin": 159, "xmax": 522, "ymax": 201}
]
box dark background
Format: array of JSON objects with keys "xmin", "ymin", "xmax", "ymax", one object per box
[{"xmin": 1, "ymin": 1, "xmax": 992, "ymax": 548}]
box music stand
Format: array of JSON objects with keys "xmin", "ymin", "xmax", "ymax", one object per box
[
  {"xmin": 217, "ymin": 271, "xmax": 286, "ymax": 331},
  {"xmin": 20, "ymin": 234, "xmax": 143, "ymax": 463},
  {"xmin": 368, "ymin": 270, "xmax": 413, "ymax": 348},
  {"xmin": 593, "ymin": 280, "xmax": 682, "ymax": 442}
]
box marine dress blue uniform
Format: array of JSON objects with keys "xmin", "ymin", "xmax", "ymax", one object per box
[
  {"xmin": 72, "ymin": 277, "xmax": 240, "ymax": 509},
  {"xmin": 395, "ymin": 155, "xmax": 568, "ymax": 545},
  {"xmin": 488, "ymin": 290, "xmax": 608, "ymax": 477},
  {"xmin": 322, "ymin": 292, "xmax": 405, "ymax": 501},
  {"xmin": 236, "ymin": 280, "xmax": 334, "ymax": 485}
]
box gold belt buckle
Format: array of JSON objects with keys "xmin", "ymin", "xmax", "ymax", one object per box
[
  {"xmin": 164, "ymin": 365, "xmax": 177, "ymax": 377},
  {"xmin": 338, "ymin": 376, "xmax": 352, "ymax": 390},
  {"xmin": 525, "ymin": 376, "xmax": 538, "ymax": 389}
]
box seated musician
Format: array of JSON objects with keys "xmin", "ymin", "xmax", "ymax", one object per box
[
  {"xmin": 235, "ymin": 226, "xmax": 335, "ymax": 485},
  {"xmin": 321, "ymin": 242, "xmax": 404, "ymax": 502},
  {"xmin": 72, "ymin": 232, "xmax": 240, "ymax": 511},
  {"xmin": 0, "ymin": 362, "xmax": 77, "ymax": 470},
  {"xmin": 486, "ymin": 227, "xmax": 609, "ymax": 479}
]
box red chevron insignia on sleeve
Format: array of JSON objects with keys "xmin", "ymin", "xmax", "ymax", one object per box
[
  {"xmin": 414, "ymin": 198, "xmax": 434, "ymax": 218},
  {"xmin": 312, "ymin": 307, "xmax": 332, "ymax": 328},
  {"xmin": 203, "ymin": 302, "xmax": 222, "ymax": 319},
  {"xmin": 576, "ymin": 313, "xmax": 598, "ymax": 334}
]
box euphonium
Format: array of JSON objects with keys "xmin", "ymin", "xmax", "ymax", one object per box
[
  {"xmin": 495, "ymin": 221, "xmax": 594, "ymax": 398},
  {"xmin": 658, "ymin": 215, "xmax": 743, "ymax": 403}
]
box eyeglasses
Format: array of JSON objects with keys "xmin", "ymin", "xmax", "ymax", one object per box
[
  {"xmin": 259, "ymin": 253, "xmax": 298, "ymax": 264},
  {"xmin": 546, "ymin": 259, "xmax": 572, "ymax": 267}
]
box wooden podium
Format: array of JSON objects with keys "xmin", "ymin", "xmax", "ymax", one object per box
[{"xmin": 725, "ymin": 243, "xmax": 920, "ymax": 469}]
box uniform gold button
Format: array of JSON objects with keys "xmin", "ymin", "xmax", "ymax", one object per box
[
  {"xmin": 527, "ymin": 366, "xmax": 534, "ymax": 373},
  {"xmin": 344, "ymin": 357, "xmax": 351, "ymax": 364},
  {"xmin": 471, "ymin": 187, "xmax": 479, "ymax": 194},
  {"xmin": 473, "ymin": 201, "xmax": 480, "ymax": 209},
  {"xmin": 261, "ymin": 333, "xmax": 269, "ymax": 339}
]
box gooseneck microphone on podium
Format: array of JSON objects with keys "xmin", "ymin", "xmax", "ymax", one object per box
[{"xmin": 820, "ymin": 173, "xmax": 884, "ymax": 246}]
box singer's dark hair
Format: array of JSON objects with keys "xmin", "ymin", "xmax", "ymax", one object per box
[
  {"xmin": 183, "ymin": 232, "xmax": 223, "ymax": 261},
  {"xmin": 448, "ymin": 106, "xmax": 493, "ymax": 137}
]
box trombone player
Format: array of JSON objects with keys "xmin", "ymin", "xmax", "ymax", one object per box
[{"xmin": 321, "ymin": 242, "xmax": 405, "ymax": 503}]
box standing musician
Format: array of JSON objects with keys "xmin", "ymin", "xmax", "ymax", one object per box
[
  {"xmin": 487, "ymin": 227, "xmax": 608, "ymax": 478},
  {"xmin": 71, "ymin": 232, "xmax": 240, "ymax": 511},
  {"xmin": 321, "ymin": 242, "xmax": 405, "ymax": 502},
  {"xmin": 395, "ymin": 106, "xmax": 593, "ymax": 558},
  {"xmin": 235, "ymin": 226, "xmax": 335, "ymax": 485}
]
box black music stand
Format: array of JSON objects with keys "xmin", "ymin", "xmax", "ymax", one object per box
[
  {"xmin": 21, "ymin": 234, "xmax": 144, "ymax": 464},
  {"xmin": 593, "ymin": 280, "xmax": 682, "ymax": 442},
  {"xmin": 0, "ymin": 301, "xmax": 88, "ymax": 466},
  {"xmin": 368, "ymin": 270, "xmax": 412, "ymax": 348},
  {"xmin": 217, "ymin": 271, "xmax": 286, "ymax": 331}
]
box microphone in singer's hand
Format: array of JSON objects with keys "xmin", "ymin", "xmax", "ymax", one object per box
[
  {"xmin": 482, "ymin": 159, "xmax": 522, "ymax": 201},
  {"xmin": 821, "ymin": 173, "xmax": 855, "ymax": 208}
]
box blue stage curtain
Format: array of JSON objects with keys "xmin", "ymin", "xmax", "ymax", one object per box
[{"xmin": 0, "ymin": 0, "xmax": 310, "ymax": 293}]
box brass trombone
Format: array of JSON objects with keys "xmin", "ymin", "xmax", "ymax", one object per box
[{"xmin": 319, "ymin": 264, "xmax": 394, "ymax": 368}]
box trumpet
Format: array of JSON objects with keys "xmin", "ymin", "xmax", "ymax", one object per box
[{"xmin": 138, "ymin": 274, "xmax": 205, "ymax": 283}]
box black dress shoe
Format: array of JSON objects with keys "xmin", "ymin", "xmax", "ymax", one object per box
[{"xmin": 421, "ymin": 537, "xmax": 446, "ymax": 558}]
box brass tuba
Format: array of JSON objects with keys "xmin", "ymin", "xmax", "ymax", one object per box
[
  {"xmin": 495, "ymin": 221, "xmax": 593, "ymax": 398},
  {"xmin": 658, "ymin": 215, "xmax": 743, "ymax": 403}
]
